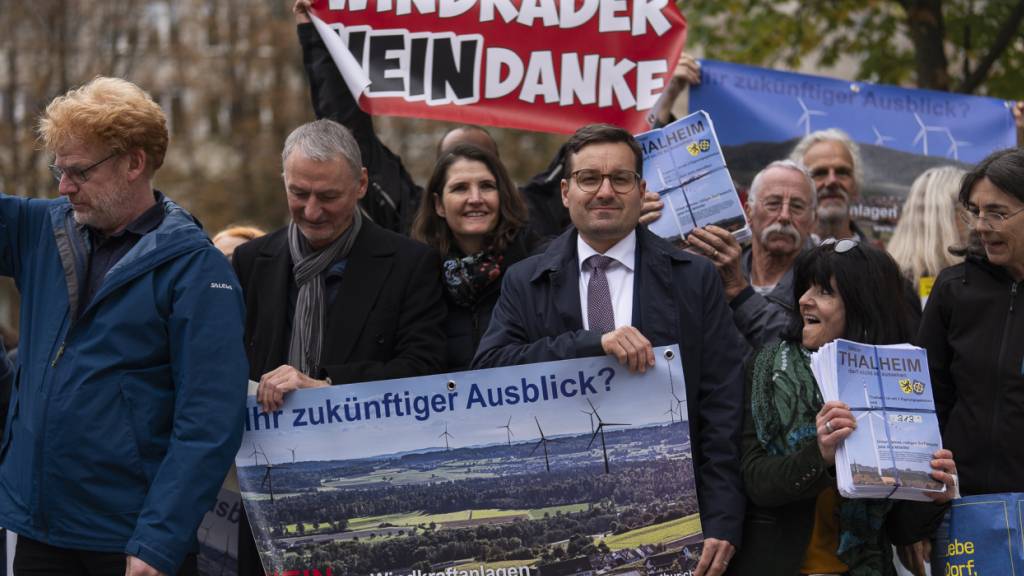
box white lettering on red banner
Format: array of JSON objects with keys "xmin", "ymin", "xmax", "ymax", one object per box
[{"xmin": 313, "ymin": 0, "xmax": 686, "ymax": 134}]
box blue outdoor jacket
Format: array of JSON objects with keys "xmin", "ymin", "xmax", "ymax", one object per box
[{"xmin": 0, "ymin": 194, "xmax": 247, "ymax": 574}]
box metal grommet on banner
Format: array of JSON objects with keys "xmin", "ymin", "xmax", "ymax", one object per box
[
  {"xmin": 446, "ymin": 380, "xmax": 457, "ymax": 391},
  {"xmin": 664, "ymin": 349, "xmax": 675, "ymax": 361}
]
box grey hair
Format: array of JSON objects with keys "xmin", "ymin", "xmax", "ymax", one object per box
[
  {"xmin": 747, "ymin": 159, "xmax": 817, "ymax": 210},
  {"xmin": 281, "ymin": 119, "xmax": 362, "ymax": 177},
  {"xmin": 789, "ymin": 128, "xmax": 864, "ymax": 191}
]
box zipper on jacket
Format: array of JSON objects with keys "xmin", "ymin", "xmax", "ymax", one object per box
[
  {"xmin": 51, "ymin": 342, "xmax": 66, "ymax": 367},
  {"xmin": 987, "ymin": 280, "xmax": 1019, "ymax": 489}
]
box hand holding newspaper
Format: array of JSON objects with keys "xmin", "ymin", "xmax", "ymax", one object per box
[
  {"xmin": 635, "ymin": 110, "xmax": 751, "ymax": 243},
  {"xmin": 811, "ymin": 339, "xmax": 946, "ymax": 502}
]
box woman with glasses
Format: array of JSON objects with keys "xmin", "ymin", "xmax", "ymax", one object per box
[
  {"xmin": 917, "ymin": 147, "xmax": 1024, "ymax": 502},
  {"xmin": 412, "ymin": 144, "xmax": 538, "ymax": 369},
  {"xmin": 729, "ymin": 240, "xmax": 958, "ymax": 576}
]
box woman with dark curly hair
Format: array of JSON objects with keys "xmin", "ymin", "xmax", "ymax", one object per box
[
  {"xmin": 729, "ymin": 240, "xmax": 958, "ymax": 576},
  {"xmin": 412, "ymin": 144, "xmax": 539, "ymax": 369}
]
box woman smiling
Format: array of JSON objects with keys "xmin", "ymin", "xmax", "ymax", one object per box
[
  {"xmin": 729, "ymin": 240, "xmax": 957, "ymax": 576},
  {"xmin": 412, "ymin": 144, "xmax": 538, "ymax": 369}
]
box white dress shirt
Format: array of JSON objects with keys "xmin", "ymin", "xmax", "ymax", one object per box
[{"xmin": 577, "ymin": 231, "xmax": 636, "ymax": 331}]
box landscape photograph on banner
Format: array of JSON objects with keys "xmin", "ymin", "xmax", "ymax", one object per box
[{"xmin": 236, "ymin": 346, "xmax": 703, "ymax": 576}]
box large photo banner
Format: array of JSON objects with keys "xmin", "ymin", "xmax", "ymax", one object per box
[
  {"xmin": 237, "ymin": 346, "xmax": 704, "ymax": 576},
  {"xmin": 690, "ymin": 59, "xmax": 1017, "ymax": 242},
  {"xmin": 308, "ymin": 0, "xmax": 687, "ymax": 134},
  {"xmin": 196, "ymin": 475, "xmax": 243, "ymax": 576}
]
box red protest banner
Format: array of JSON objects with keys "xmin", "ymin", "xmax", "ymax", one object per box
[{"xmin": 310, "ymin": 0, "xmax": 687, "ymax": 134}]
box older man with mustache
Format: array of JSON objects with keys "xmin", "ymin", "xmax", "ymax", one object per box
[{"xmin": 688, "ymin": 160, "xmax": 817, "ymax": 349}]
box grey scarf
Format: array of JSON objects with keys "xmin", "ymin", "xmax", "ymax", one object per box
[{"xmin": 287, "ymin": 210, "xmax": 362, "ymax": 376}]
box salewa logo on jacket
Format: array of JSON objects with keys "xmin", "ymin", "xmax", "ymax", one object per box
[{"xmin": 210, "ymin": 282, "xmax": 233, "ymax": 290}]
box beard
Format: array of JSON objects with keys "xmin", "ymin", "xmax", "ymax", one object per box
[
  {"xmin": 816, "ymin": 186, "xmax": 850, "ymax": 226},
  {"xmin": 816, "ymin": 202, "xmax": 848, "ymax": 226},
  {"xmin": 71, "ymin": 179, "xmax": 132, "ymax": 234}
]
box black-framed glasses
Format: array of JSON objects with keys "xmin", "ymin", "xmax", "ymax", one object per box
[
  {"xmin": 821, "ymin": 238, "xmax": 860, "ymax": 253},
  {"xmin": 571, "ymin": 169, "xmax": 640, "ymax": 194},
  {"xmin": 959, "ymin": 206, "xmax": 1024, "ymax": 231},
  {"xmin": 48, "ymin": 152, "xmax": 118, "ymax": 185}
]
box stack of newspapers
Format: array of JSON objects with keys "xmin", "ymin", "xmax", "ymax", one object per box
[{"xmin": 810, "ymin": 340, "xmax": 945, "ymax": 501}]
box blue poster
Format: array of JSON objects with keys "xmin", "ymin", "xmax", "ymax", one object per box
[
  {"xmin": 691, "ymin": 60, "xmax": 1015, "ymax": 164},
  {"xmin": 689, "ymin": 60, "xmax": 1017, "ymax": 243},
  {"xmin": 933, "ymin": 493, "xmax": 1024, "ymax": 575},
  {"xmin": 237, "ymin": 346, "xmax": 704, "ymax": 576}
]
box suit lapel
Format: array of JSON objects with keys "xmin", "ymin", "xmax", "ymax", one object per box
[
  {"xmin": 325, "ymin": 223, "xmax": 394, "ymax": 364},
  {"xmin": 534, "ymin": 229, "xmax": 584, "ymax": 332},
  {"xmin": 636, "ymin": 229, "xmax": 682, "ymax": 345},
  {"xmin": 253, "ymin": 232, "xmax": 293, "ymax": 373}
]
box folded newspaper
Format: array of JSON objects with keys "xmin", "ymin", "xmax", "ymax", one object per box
[
  {"xmin": 810, "ymin": 339, "xmax": 945, "ymax": 501},
  {"xmin": 635, "ymin": 110, "xmax": 751, "ymax": 243}
]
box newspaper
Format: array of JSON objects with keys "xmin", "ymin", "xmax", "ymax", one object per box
[
  {"xmin": 811, "ymin": 340, "xmax": 945, "ymax": 501},
  {"xmin": 635, "ymin": 110, "xmax": 751, "ymax": 243}
]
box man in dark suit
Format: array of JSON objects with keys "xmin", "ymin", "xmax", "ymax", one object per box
[
  {"xmin": 232, "ymin": 118, "xmax": 446, "ymax": 572},
  {"xmin": 473, "ymin": 124, "xmax": 746, "ymax": 576}
]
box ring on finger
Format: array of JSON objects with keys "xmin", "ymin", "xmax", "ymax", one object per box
[
  {"xmin": 711, "ymin": 249, "xmax": 719, "ymax": 258},
  {"xmin": 825, "ymin": 420, "xmax": 834, "ymax": 434}
]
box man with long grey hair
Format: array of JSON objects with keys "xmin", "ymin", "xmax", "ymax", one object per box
[
  {"xmin": 789, "ymin": 128, "xmax": 866, "ymax": 241},
  {"xmin": 688, "ymin": 160, "xmax": 818, "ymax": 348},
  {"xmin": 231, "ymin": 118, "xmax": 447, "ymax": 573}
]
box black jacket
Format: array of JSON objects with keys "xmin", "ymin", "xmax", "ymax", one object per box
[
  {"xmin": 442, "ymin": 231, "xmax": 540, "ymax": 370},
  {"xmin": 473, "ymin": 227, "xmax": 748, "ymax": 545},
  {"xmin": 916, "ymin": 257, "xmax": 1024, "ymax": 495},
  {"xmin": 232, "ymin": 220, "xmax": 448, "ymax": 384}
]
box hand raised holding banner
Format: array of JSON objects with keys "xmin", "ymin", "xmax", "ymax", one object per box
[{"xmin": 292, "ymin": 0, "xmax": 311, "ymax": 23}]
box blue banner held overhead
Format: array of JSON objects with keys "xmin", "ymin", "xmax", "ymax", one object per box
[{"xmin": 691, "ymin": 60, "xmax": 1016, "ymax": 164}]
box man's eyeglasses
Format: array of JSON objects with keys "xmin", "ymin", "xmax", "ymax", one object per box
[
  {"xmin": 759, "ymin": 197, "xmax": 809, "ymax": 218},
  {"xmin": 821, "ymin": 238, "xmax": 860, "ymax": 253},
  {"xmin": 49, "ymin": 152, "xmax": 118, "ymax": 185},
  {"xmin": 571, "ymin": 169, "xmax": 640, "ymax": 194},
  {"xmin": 959, "ymin": 207, "xmax": 1024, "ymax": 231}
]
